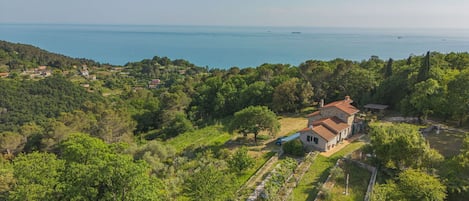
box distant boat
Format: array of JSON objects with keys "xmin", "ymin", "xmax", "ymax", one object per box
[
  {"xmin": 397, "ymin": 36, "xmax": 403, "ymax": 39},
  {"xmin": 291, "ymin": 32, "xmax": 301, "ymax": 34}
]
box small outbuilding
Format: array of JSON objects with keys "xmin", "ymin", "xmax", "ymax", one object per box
[{"xmin": 363, "ymin": 104, "xmax": 388, "ymax": 115}]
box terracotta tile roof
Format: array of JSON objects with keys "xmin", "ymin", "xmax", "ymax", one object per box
[
  {"xmin": 306, "ymin": 111, "xmax": 320, "ymax": 117},
  {"xmin": 312, "ymin": 117, "xmax": 348, "ymax": 133},
  {"xmin": 312, "ymin": 125, "xmax": 337, "ymax": 141},
  {"xmin": 323, "ymin": 98, "xmax": 359, "ymax": 115}
]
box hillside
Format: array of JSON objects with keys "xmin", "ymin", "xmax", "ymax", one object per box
[
  {"xmin": 0, "ymin": 41, "xmax": 468, "ymax": 200},
  {"xmin": 0, "ymin": 40, "xmax": 100, "ymax": 71}
]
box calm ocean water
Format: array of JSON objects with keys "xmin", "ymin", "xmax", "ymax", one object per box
[{"xmin": 1, "ymin": 24, "xmax": 469, "ymax": 68}]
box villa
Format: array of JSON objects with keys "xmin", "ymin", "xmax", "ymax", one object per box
[{"xmin": 300, "ymin": 96, "xmax": 361, "ymax": 152}]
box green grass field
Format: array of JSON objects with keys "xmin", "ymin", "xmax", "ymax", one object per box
[
  {"xmin": 289, "ymin": 141, "xmax": 365, "ymax": 201},
  {"xmin": 324, "ymin": 161, "xmax": 371, "ymax": 201},
  {"xmin": 425, "ymin": 129, "xmax": 467, "ymax": 157},
  {"xmin": 167, "ymin": 125, "xmax": 232, "ymax": 153}
]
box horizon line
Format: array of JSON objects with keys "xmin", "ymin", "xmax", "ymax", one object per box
[{"xmin": 1, "ymin": 22, "xmax": 469, "ymax": 30}]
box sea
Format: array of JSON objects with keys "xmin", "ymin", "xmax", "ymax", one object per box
[{"xmin": 1, "ymin": 24, "xmax": 469, "ymax": 69}]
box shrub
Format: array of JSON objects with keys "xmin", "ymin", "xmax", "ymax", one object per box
[{"xmin": 283, "ymin": 139, "xmax": 305, "ymax": 156}]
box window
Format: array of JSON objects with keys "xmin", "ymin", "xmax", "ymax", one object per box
[
  {"xmin": 313, "ymin": 137, "xmax": 319, "ymax": 144},
  {"xmin": 307, "ymin": 136, "xmax": 312, "ymax": 142}
]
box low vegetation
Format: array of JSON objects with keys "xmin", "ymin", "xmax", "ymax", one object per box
[
  {"xmin": 290, "ymin": 141, "xmax": 365, "ymax": 201},
  {"xmin": 322, "ymin": 161, "xmax": 372, "ymax": 201}
]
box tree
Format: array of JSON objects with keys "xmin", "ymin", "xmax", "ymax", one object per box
[
  {"xmin": 241, "ymin": 81, "xmax": 274, "ymax": 107},
  {"xmin": 162, "ymin": 112, "xmax": 194, "ymax": 138},
  {"xmin": 228, "ymin": 146, "xmax": 254, "ymax": 174},
  {"xmin": 372, "ymin": 181, "xmax": 401, "ymax": 201},
  {"xmin": 417, "ymin": 51, "xmax": 431, "ymax": 82},
  {"xmin": 0, "ymin": 132, "xmax": 24, "ymax": 154},
  {"xmin": 8, "ymin": 152, "xmax": 65, "ymax": 201},
  {"xmin": 230, "ymin": 106, "xmax": 280, "ymax": 143},
  {"xmin": 0, "ymin": 157, "xmax": 14, "ymax": 200},
  {"xmin": 272, "ymin": 78, "xmax": 313, "ymax": 112},
  {"xmin": 406, "ymin": 79, "xmax": 444, "ymax": 122},
  {"xmin": 299, "ymin": 60, "xmax": 332, "ymax": 99},
  {"xmin": 368, "ymin": 123, "xmax": 443, "ymax": 170},
  {"xmin": 130, "ymin": 140, "xmax": 176, "ymax": 175},
  {"xmin": 184, "ymin": 163, "xmax": 235, "ymax": 201},
  {"xmin": 372, "ymin": 169, "xmax": 446, "ymax": 201},
  {"xmin": 384, "ymin": 58, "xmax": 393, "ymax": 78},
  {"xmin": 59, "ymin": 133, "xmax": 162, "ymax": 200},
  {"xmin": 441, "ymin": 136, "xmax": 469, "ymax": 198},
  {"xmin": 398, "ymin": 169, "xmax": 446, "ymax": 201},
  {"xmin": 447, "ymin": 70, "xmax": 469, "ymax": 126}
]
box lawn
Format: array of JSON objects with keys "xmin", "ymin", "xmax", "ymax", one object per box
[
  {"xmin": 425, "ymin": 129, "xmax": 467, "ymax": 157},
  {"xmin": 289, "ymin": 141, "xmax": 365, "ymax": 201},
  {"xmin": 167, "ymin": 125, "xmax": 232, "ymax": 153},
  {"xmin": 322, "ymin": 161, "xmax": 372, "ymax": 201},
  {"xmin": 277, "ymin": 116, "xmax": 308, "ymax": 137}
]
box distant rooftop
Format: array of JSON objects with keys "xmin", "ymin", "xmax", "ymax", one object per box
[{"xmin": 364, "ymin": 104, "xmax": 389, "ymax": 110}]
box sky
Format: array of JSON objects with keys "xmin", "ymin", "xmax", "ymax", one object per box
[{"xmin": 1, "ymin": 0, "xmax": 469, "ymax": 28}]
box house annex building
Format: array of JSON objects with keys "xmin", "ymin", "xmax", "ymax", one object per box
[{"xmin": 300, "ymin": 96, "xmax": 361, "ymax": 152}]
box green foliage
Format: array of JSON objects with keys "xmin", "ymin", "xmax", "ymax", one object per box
[
  {"xmin": 130, "ymin": 140, "xmax": 176, "ymax": 175},
  {"xmin": 0, "ymin": 40, "xmax": 98, "ymax": 70},
  {"xmin": 447, "ymin": 70, "xmax": 469, "ymax": 126},
  {"xmin": 228, "ymin": 146, "xmax": 254, "ymax": 174},
  {"xmin": 417, "ymin": 51, "xmax": 431, "ymax": 82},
  {"xmin": 368, "ymin": 123, "xmax": 443, "ymax": 170},
  {"xmin": 9, "ymin": 152, "xmax": 65, "ymax": 201},
  {"xmin": 282, "ymin": 139, "xmax": 305, "ymax": 156},
  {"xmin": 0, "ymin": 132, "xmax": 24, "ymax": 154},
  {"xmin": 441, "ymin": 136, "xmax": 469, "ymax": 198},
  {"xmin": 184, "ymin": 162, "xmax": 235, "ymax": 201},
  {"xmin": 2, "ymin": 41, "xmax": 469, "ymax": 201},
  {"xmin": 373, "ymin": 169, "xmax": 446, "ymax": 201},
  {"xmin": 264, "ymin": 157, "xmax": 298, "ymax": 200},
  {"xmin": 0, "ymin": 157, "xmax": 15, "ymax": 199},
  {"xmin": 272, "ymin": 78, "xmax": 313, "ymax": 112},
  {"xmin": 329, "ymin": 166, "xmax": 344, "ymax": 181},
  {"xmin": 401, "ymin": 78, "xmax": 444, "ymax": 121},
  {"xmin": 162, "ymin": 112, "xmax": 194, "ymax": 138},
  {"xmin": 384, "ymin": 58, "xmax": 393, "ymax": 78},
  {"xmin": 230, "ymin": 106, "xmax": 280, "ymax": 143},
  {"xmin": 58, "ymin": 133, "xmax": 162, "ymax": 200},
  {"xmin": 0, "ymin": 76, "xmax": 103, "ymax": 132},
  {"xmin": 398, "ymin": 169, "xmax": 446, "ymax": 201},
  {"xmin": 371, "ymin": 181, "xmax": 401, "ymax": 201}
]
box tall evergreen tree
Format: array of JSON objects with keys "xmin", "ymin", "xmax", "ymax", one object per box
[
  {"xmin": 417, "ymin": 51, "xmax": 431, "ymax": 82},
  {"xmin": 384, "ymin": 58, "xmax": 393, "ymax": 78}
]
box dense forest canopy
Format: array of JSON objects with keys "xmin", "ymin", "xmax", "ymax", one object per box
[{"xmin": 0, "ymin": 40, "xmax": 469, "ymax": 200}]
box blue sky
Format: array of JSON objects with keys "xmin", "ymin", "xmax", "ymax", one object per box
[{"xmin": 1, "ymin": 0, "xmax": 468, "ymax": 28}]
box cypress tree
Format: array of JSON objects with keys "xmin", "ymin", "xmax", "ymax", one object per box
[
  {"xmin": 417, "ymin": 51, "xmax": 431, "ymax": 82},
  {"xmin": 384, "ymin": 58, "xmax": 393, "ymax": 78}
]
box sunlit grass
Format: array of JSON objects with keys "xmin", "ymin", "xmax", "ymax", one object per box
[
  {"xmin": 167, "ymin": 125, "xmax": 232, "ymax": 153},
  {"xmin": 289, "ymin": 141, "xmax": 365, "ymax": 201}
]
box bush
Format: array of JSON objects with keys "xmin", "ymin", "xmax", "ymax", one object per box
[
  {"xmin": 283, "ymin": 139, "xmax": 305, "ymax": 156},
  {"xmin": 228, "ymin": 146, "xmax": 254, "ymax": 174},
  {"xmin": 330, "ymin": 166, "xmax": 344, "ymax": 181}
]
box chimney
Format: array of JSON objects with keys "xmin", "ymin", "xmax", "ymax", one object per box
[
  {"xmin": 309, "ymin": 124, "xmax": 314, "ymax": 129},
  {"xmin": 345, "ymin": 96, "xmax": 350, "ymax": 101},
  {"xmin": 319, "ymin": 99, "xmax": 324, "ymax": 108}
]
